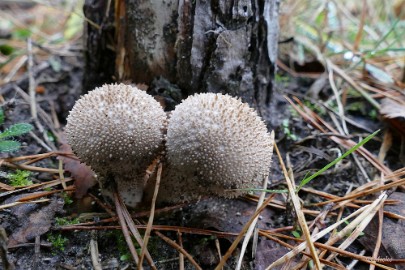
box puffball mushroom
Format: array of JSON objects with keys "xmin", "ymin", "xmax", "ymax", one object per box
[
  {"xmin": 156, "ymin": 93, "xmax": 273, "ymax": 202},
  {"xmin": 65, "ymin": 84, "xmax": 166, "ymax": 207}
]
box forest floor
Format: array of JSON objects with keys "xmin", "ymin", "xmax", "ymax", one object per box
[{"xmin": 1, "ymin": 1, "xmax": 405, "ymax": 270}]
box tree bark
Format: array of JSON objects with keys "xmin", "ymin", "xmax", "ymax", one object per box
[
  {"xmin": 83, "ymin": 0, "xmax": 116, "ymax": 91},
  {"xmin": 83, "ymin": 0, "xmax": 279, "ymax": 123}
]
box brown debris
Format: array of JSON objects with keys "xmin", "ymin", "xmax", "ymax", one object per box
[
  {"xmin": 58, "ymin": 140, "xmax": 96, "ymax": 198},
  {"xmin": 7, "ymin": 195, "xmax": 64, "ymax": 247}
]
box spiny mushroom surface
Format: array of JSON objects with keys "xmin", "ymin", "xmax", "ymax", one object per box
[
  {"xmin": 65, "ymin": 84, "xmax": 166, "ymax": 207},
  {"xmin": 157, "ymin": 93, "xmax": 273, "ymax": 202}
]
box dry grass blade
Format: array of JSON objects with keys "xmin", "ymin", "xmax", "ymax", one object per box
[
  {"xmin": 265, "ymin": 193, "xmax": 386, "ymax": 269},
  {"xmin": 178, "ymin": 232, "xmax": 185, "ymax": 270},
  {"xmin": 259, "ymin": 231, "xmax": 346, "ymax": 270},
  {"xmin": 113, "ymin": 192, "xmax": 139, "ymax": 264},
  {"xmin": 236, "ymin": 131, "xmax": 274, "ymax": 270},
  {"xmin": 27, "ymin": 38, "xmax": 37, "ymax": 123},
  {"xmin": 315, "ymin": 242, "xmax": 396, "ymax": 270},
  {"xmin": 88, "ymin": 193, "xmax": 115, "ymax": 217},
  {"xmin": 58, "ymin": 159, "xmax": 67, "ymax": 190},
  {"xmin": 1, "ymin": 161, "xmax": 60, "ymax": 173},
  {"xmin": 261, "ymin": 231, "xmax": 398, "ymax": 269},
  {"xmin": 236, "ymin": 176, "xmax": 269, "ymax": 270},
  {"xmin": 90, "ymin": 231, "xmax": 102, "ymax": 270},
  {"xmin": 314, "ymin": 177, "xmax": 405, "ymax": 207},
  {"xmin": 0, "ymin": 182, "xmax": 14, "ymax": 191},
  {"xmin": 0, "ymin": 228, "xmax": 15, "ymax": 270},
  {"xmin": 327, "ymin": 62, "xmax": 349, "ymax": 135},
  {"xmin": 370, "ymin": 138, "xmax": 387, "ymax": 270},
  {"xmin": 244, "ymin": 194, "xmax": 334, "ymax": 217},
  {"xmin": 301, "ymin": 187, "xmax": 404, "ymax": 220},
  {"xmin": 215, "ymin": 194, "xmax": 276, "ymax": 270},
  {"xmin": 385, "ymin": 168, "xmax": 405, "ymax": 180},
  {"xmin": 0, "ymin": 198, "xmax": 50, "ymax": 210},
  {"xmin": 286, "ymin": 96, "xmax": 393, "ymax": 179},
  {"xmin": 118, "ymin": 196, "xmax": 156, "ymax": 269},
  {"xmin": 324, "ymin": 193, "xmax": 387, "ymax": 264},
  {"xmin": 324, "ymin": 193, "xmax": 387, "ymax": 248},
  {"xmin": 0, "ymin": 178, "xmax": 74, "ymax": 199},
  {"xmin": 369, "ymin": 193, "xmax": 383, "ymax": 270},
  {"xmin": 59, "ymin": 223, "xmax": 241, "ymax": 238},
  {"xmin": 274, "ymin": 142, "xmax": 322, "ymax": 269},
  {"xmin": 17, "ymin": 188, "xmax": 72, "ymax": 202},
  {"xmin": 139, "ymin": 162, "xmax": 162, "ymax": 269},
  {"xmin": 4, "ymin": 152, "xmax": 56, "ymax": 162},
  {"xmin": 353, "ymin": 0, "xmax": 367, "ymax": 51}
]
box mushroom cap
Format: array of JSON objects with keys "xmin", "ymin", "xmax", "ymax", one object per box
[
  {"xmin": 65, "ymin": 84, "xmax": 166, "ymax": 206},
  {"xmin": 163, "ymin": 93, "xmax": 273, "ymax": 201}
]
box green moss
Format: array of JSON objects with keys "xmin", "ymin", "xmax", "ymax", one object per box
[
  {"xmin": 282, "ymin": 119, "xmax": 298, "ymax": 141},
  {"xmin": 7, "ymin": 170, "xmax": 32, "ymax": 186},
  {"xmin": 55, "ymin": 217, "xmax": 80, "ymax": 226},
  {"xmin": 62, "ymin": 192, "xmax": 73, "ymax": 205},
  {"xmin": 47, "ymin": 233, "xmax": 68, "ymax": 252}
]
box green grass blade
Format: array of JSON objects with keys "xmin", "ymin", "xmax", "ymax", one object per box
[
  {"xmin": 0, "ymin": 123, "xmax": 33, "ymax": 139},
  {"xmin": 256, "ymin": 188, "xmax": 288, "ymax": 194},
  {"xmin": 238, "ymin": 188, "xmax": 288, "ymax": 194},
  {"xmin": 372, "ymin": 18, "xmax": 400, "ymax": 51},
  {"xmin": 0, "ymin": 140, "xmax": 21, "ymax": 152},
  {"xmin": 297, "ymin": 130, "xmax": 380, "ymax": 191}
]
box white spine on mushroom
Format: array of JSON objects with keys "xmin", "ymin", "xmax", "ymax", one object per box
[
  {"xmin": 65, "ymin": 84, "xmax": 166, "ymax": 207},
  {"xmin": 159, "ymin": 93, "xmax": 273, "ymax": 203}
]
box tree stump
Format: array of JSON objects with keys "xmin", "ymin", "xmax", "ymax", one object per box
[{"xmin": 83, "ymin": 0, "xmax": 280, "ymax": 123}]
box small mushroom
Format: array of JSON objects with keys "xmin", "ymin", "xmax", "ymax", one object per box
[
  {"xmin": 65, "ymin": 84, "xmax": 166, "ymax": 207},
  {"xmin": 155, "ymin": 93, "xmax": 273, "ymax": 203}
]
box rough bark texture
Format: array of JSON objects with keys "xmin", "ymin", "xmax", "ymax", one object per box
[
  {"xmin": 83, "ymin": 0, "xmax": 116, "ymax": 91},
  {"xmin": 83, "ymin": 0, "xmax": 279, "ymax": 123}
]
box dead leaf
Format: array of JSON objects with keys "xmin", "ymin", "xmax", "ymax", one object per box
[
  {"xmin": 365, "ymin": 64, "xmax": 395, "ymax": 84},
  {"xmin": 58, "ymin": 133, "xmax": 97, "ymax": 198},
  {"xmin": 380, "ymin": 97, "xmax": 405, "ymax": 138},
  {"xmin": 254, "ymin": 240, "xmax": 293, "ymax": 270},
  {"xmin": 6, "ymin": 195, "xmax": 64, "ymax": 247},
  {"xmin": 380, "ymin": 97, "xmax": 405, "ymax": 119}
]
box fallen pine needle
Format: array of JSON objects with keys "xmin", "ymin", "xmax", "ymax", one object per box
[
  {"xmin": 266, "ymin": 193, "xmax": 387, "ymax": 269},
  {"xmin": 215, "ymin": 194, "xmax": 276, "ymax": 270},
  {"xmin": 0, "ymin": 198, "xmax": 50, "ymax": 210},
  {"xmin": 155, "ymin": 231, "xmax": 202, "ymax": 270},
  {"xmin": 274, "ymin": 141, "xmax": 322, "ymax": 269},
  {"xmin": 139, "ymin": 162, "xmax": 162, "ymax": 269}
]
